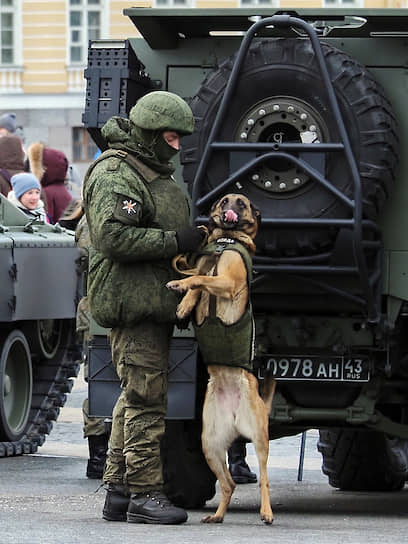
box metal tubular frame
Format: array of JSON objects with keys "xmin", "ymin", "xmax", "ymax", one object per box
[{"xmin": 191, "ymin": 15, "xmax": 382, "ymax": 323}]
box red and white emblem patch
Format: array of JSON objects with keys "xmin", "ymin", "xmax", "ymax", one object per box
[{"xmin": 122, "ymin": 199, "xmax": 137, "ymax": 214}]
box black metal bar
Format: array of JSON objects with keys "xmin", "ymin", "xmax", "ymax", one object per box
[
  {"xmin": 297, "ymin": 432, "xmax": 307, "ymax": 482},
  {"xmin": 252, "ymin": 273, "xmax": 367, "ymax": 308},
  {"xmin": 196, "ymin": 151, "xmax": 354, "ymax": 211},
  {"xmin": 211, "ymin": 142, "xmax": 344, "ymax": 152},
  {"xmin": 253, "ymin": 252, "xmax": 332, "ymax": 265},
  {"xmin": 254, "ymin": 264, "xmax": 358, "ymax": 275},
  {"xmin": 195, "ymin": 216, "xmax": 380, "ymax": 233},
  {"xmin": 253, "ymin": 241, "xmax": 380, "ymax": 265}
]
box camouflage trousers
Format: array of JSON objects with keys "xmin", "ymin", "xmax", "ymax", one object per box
[
  {"xmin": 103, "ymin": 321, "xmax": 173, "ymax": 493},
  {"xmin": 77, "ymin": 296, "xmax": 106, "ymax": 438},
  {"xmin": 82, "ymin": 398, "xmax": 106, "ymax": 437}
]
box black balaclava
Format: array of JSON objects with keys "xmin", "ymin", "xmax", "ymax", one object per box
[{"xmin": 103, "ymin": 116, "xmax": 180, "ymax": 175}]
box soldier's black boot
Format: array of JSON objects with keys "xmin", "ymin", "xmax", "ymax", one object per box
[
  {"xmin": 86, "ymin": 434, "xmax": 109, "ymax": 479},
  {"xmin": 228, "ymin": 440, "xmax": 257, "ymax": 484},
  {"xmin": 127, "ymin": 490, "xmax": 188, "ymax": 525},
  {"xmin": 102, "ymin": 483, "xmax": 130, "ymax": 521}
]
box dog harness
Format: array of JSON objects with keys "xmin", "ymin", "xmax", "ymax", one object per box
[{"xmin": 193, "ymin": 238, "xmax": 255, "ymax": 372}]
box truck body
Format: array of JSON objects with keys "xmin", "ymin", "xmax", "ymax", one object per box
[{"xmin": 83, "ymin": 8, "xmax": 408, "ymax": 505}]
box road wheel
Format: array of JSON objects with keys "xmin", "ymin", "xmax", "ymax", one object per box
[
  {"xmin": 0, "ymin": 330, "xmax": 33, "ymax": 441},
  {"xmin": 318, "ymin": 429, "xmax": 408, "ymax": 491},
  {"xmin": 23, "ymin": 319, "xmax": 63, "ymax": 360},
  {"xmin": 182, "ymin": 38, "xmax": 399, "ymax": 255}
]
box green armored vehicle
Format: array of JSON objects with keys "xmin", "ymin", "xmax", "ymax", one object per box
[
  {"xmin": 83, "ymin": 8, "xmax": 408, "ymax": 505},
  {"xmin": 0, "ymin": 197, "xmax": 80, "ymax": 457}
]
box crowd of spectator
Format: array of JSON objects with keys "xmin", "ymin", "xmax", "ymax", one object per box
[{"xmin": 0, "ymin": 111, "xmax": 75, "ymax": 224}]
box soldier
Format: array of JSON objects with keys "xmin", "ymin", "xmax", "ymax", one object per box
[
  {"xmin": 75, "ymin": 209, "xmax": 110, "ymax": 479},
  {"xmin": 83, "ymin": 91, "xmax": 205, "ymax": 525},
  {"xmin": 59, "ymin": 201, "xmax": 110, "ymax": 479}
]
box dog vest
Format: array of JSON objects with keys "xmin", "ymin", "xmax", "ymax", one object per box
[{"xmin": 193, "ymin": 238, "xmax": 254, "ymax": 371}]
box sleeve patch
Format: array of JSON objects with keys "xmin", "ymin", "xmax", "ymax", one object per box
[{"xmin": 113, "ymin": 194, "xmax": 142, "ymax": 225}]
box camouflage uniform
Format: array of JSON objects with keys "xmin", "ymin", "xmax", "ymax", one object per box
[
  {"xmin": 83, "ymin": 92, "xmax": 193, "ymax": 494},
  {"xmin": 75, "ymin": 215, "xmax": 106, "ymax": 438}
]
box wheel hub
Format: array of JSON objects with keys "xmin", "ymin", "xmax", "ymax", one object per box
[{"xmin": 235, "ymin": 96, "xmax": 327, "ymax": 195}]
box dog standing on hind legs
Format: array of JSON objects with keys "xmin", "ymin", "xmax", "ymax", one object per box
[{"xmin": 166, "ymin": 193, "xmax": 276, "ymax": 524}]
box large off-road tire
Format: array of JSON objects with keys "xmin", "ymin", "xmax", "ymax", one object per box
[
  {"xmin": 318, "ymin": 429, "xmax": 408, "ymax": 491},
  {"xmin": 182, "ymin": 39, "xmax": 399, "ymax": 255},
  {"xmin": 162, "ymin": 419, "xmax": 216, "ymax": 509}
]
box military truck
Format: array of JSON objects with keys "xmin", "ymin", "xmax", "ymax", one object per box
[
  {"xmin": 0, "ymin": 196, "xmax": 81, "ymax": 457},
  {"xmin": 83, "ymin": 8, "xmax": 408, "ymax": 506}
]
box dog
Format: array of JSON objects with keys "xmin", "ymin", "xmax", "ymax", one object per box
[{"xmin": 167, "ymin": 194, "xmax": 276, "ymax": 524}]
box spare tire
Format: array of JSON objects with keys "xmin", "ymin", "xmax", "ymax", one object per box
[{"xmin": 181, "ymin": 39, "xmax": 399, "ymax": 255}]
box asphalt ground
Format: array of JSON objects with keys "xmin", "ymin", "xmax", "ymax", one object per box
[{"xmin": 1, "ymin": 369, "xmax": 407, "ymax": 544}]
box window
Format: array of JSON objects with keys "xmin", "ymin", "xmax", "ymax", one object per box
[
  {"xmin": 0, "ymin": 0, "xmax": 15, "ymax": 64},
  {"xmin": 69, "ymin": 0, "xmax": 108, "ymax": 65},
  {"xmin": 154, "ymin": 0, "xmax": 194, "ymax": 7},
  {"xmin": 73, "ymin": 127, "xmax": 98, "ymax": 161},
  {"xmin": 239, "ymin": 0, "xmax": 279, "ymax": 5},
  {"xmin": 323, "ymin": 0, "xmax": 363, "ymax": 6}
]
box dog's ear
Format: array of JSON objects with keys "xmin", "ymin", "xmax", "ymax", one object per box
[
  {"xmin": 210, "ymin": 198, "xmax": 220, "ymax": 213},
  {"xmin": 208, "ymin": 215, "xmax": 216, "ymax": 231},
  {"xmin": 251, "ymin": 203, "xmax": 262, "ymax": 225},
  {"xmin": 208, "ymin": 197, "xmax": 222, "ymax": 231}
]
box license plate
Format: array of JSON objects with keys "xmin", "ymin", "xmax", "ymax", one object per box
[{"xmin": 263, "ymin": 355, "xmax": 370, "ymax": 382}]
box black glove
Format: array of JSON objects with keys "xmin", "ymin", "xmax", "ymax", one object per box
[{"xmin": 176, "ymin": 226, "xmax": 206, "ymax": 253}]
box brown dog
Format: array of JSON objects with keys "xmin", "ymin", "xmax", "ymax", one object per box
[{"xmin": 167, "ymin": 194, "xmax": 276, "ymax": 524}]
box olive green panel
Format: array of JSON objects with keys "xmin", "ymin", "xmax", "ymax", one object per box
[
  {"xmin": 7, "ymin": 230, "xmax": 76, "ymax": 249},
  {"xmin": 0, "ymin": 194, "xmax": 33, "ymax": 227},
  {"xmin": 129, "ymin": 36, "xmax": 241, "ymax": 98},
  {"xmin": 125, "ymin": 8, "xmax": 408, "ymax": 50},
  {"xmin": 384, "ymin": 251, "xmax": 408, "ymax": 301},
  {"xmin": 327, "ymin": 38, "xmax": 408, "ymax": 67},
  {"xmin": 373, "ymin": 69, "xmax": 408, "ymax": 252}
]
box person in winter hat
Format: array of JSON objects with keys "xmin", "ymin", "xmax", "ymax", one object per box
[
  {"xmin": 0, "ymin": 134, "xmax": 25, "ymax": 196},
  {"xmin": 8, "ymin": 172, "xmax": 48, "ymax": 222},
  {"xmin": 27, "ymin": 142, "xmax": 72, "ymax": 223},
  {"xmin": 0, "ymin": 112, "xmax": 17, "ymax": 136}
]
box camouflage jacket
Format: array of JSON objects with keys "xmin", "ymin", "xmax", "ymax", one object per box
[{"xmin": 83, "ymin": 148, "xmax": 190, "ymax": 328}]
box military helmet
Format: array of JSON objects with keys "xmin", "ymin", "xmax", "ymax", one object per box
[{"xmin": 129, "ymin": 91, "xmax": 194, "ymax": 135}]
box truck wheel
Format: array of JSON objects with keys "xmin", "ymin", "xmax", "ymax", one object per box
[
  {"xmin": 0, "ymin": 330, "xmax": 32, "ymax": 441},
  {"xmin": 182, "ymin": 39, "xmax": 399, "ymax": 254},
  {"xmin": 162, "ymin": 420, "xmax": 216, "ymax": 508},
  {"xmin": 318, "ymin": 429, "xmax": 408, "ymax": 491}
]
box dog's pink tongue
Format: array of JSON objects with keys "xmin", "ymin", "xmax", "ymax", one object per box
[{"xmin": 225, "ymin": 209, "xmax": 238, "ymax": 222}]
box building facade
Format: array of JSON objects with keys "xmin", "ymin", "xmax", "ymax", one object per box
[
  {"xmin": 0, "ymin": 0, "xmax": 405, "ymax": 177},
  {"xmin": 0, "ymin": 0, "xmax": 138, "ymax": 178}
]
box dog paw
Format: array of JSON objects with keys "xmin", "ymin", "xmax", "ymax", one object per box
[
  {"xmin": 201, "ymin": 515, "xmax": 224, "ymax": 524},
  {"xmin": 166, "ymin": 280, "xmax": 185, "ymax": 292},
  {"xmin": 176, "ymin": 304, "xmax": 191, "ymax": 320},
  {"xmin": 260, "ymin": 512, "xmax": 274, "ymax": 525}
]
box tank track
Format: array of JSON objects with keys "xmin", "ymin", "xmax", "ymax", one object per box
[{"xmin": 0, "ymin": 324, "xmax": 80, "ymax": 457}]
